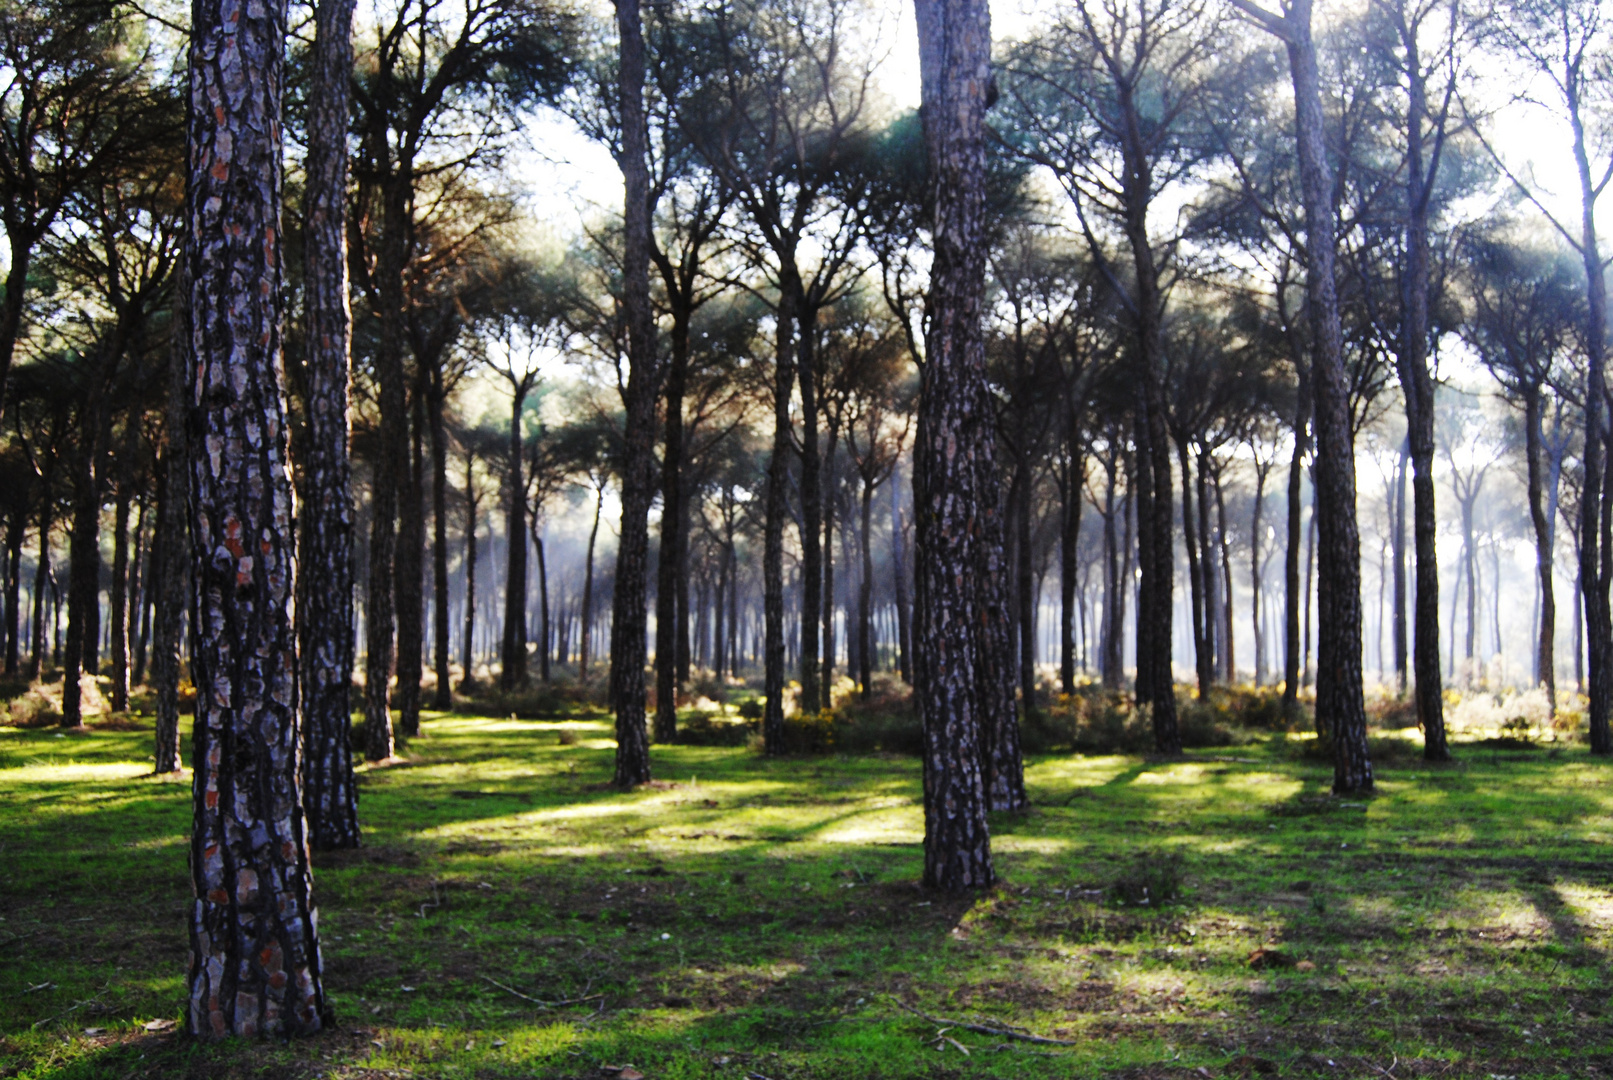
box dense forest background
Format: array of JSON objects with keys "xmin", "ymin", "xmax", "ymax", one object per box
[{"xmin": 2, "ymin": 0, "xmax": 1609, "ymax": 757}]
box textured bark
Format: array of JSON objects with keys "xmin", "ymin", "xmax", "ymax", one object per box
[
  {"xmin": 394, "ymin": 384, "xmax": 426, "ymax": 736},
  {"xmin": 185, "ymin": 0, "xmax": 326, "ymax": 1032},
  {"xmin": 762, "ymin": 281, "xmax": 797, "ymax": 753},
  {"xmin": 654, "ymin": 315, "xmax": 689, "ymax": 743},
  {"xmin": 1282, "ymin": 0, "xmax": 1372, "ymax": 790},
  {"xmin": 499, "ymin": 381, "xmax": 530, "ymax": 689},
  {"xmin": 152, "ymin": 261, "xmax": 188, "ymax": 774},
  {"xmin": 429, "ymin": 368, "xmax": 452, "ymax": 708},
  {"xmin": 299, "ymin": 0, "xmax": 360, "ymax": 848},
  {"xmin": 913, "ymin": 0, "xmax": 1000, "ymax": 889},
  {"xmin": 609, "ymin": 0, "xmax": 656, "ymax": 788}
]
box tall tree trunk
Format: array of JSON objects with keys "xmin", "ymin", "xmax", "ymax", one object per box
[
  {"xmin": 1101, "ymin": 462, "xmax": 1122, "ymax": 688},
  {"xmin": 913, "ymin": 0, "xmax": 1005, "ymax": 889},
  {"xmin": 1523, "ymin": 390, "xmax": 1557, "ymax": 714},
  {"xmin": 581, "ymin": 486, "xmax": 601, "ymax": 681},
  {"xmin": 1015, "ymin": 455, "xmax": 1037, "ymax": 712},
  {"xmin": 130, "ymin": 497, "xmax": 151, "ymax": 685},
  {"xmin": 1284, "ymin": 0, "xmax": 1372, "ymax": 790},
  {"xmin": 185, "ymin": 0, "xmax": 327, "ymax": 1030},
  {"xmin": 609, "ymin": 0, "xmax": 657, "ymax": 787},
  {"xmin": 1251, "ymin": 459, "xmax": 1267, "ymax": 686},
  {"xmin": 797, "ymin": 306, "xmax": 823, "ymax": 715},
  {"xmin": 655, "ymin": 313, "xmax": 689, "ymax": 743},
  {"xmin": 762, "ymin": 278, "xmax": 797, "ymax": 753},
  {"xmin": 1283, "ymin": 413, "xmax": 1307, "ymax": 719},
  {"xmin": 363, "ymin": 165, "xmax": 412, "ymax": 761},
  {"xmin": 109, "ymin": 432, "xmax": 134, "ymax": 711},
  {"xmin": 891, "ymin": 474, "xmax": 912, "ymax": 684},
  {"xmin": 535, "ymin": 531, "xmax": 550, "ymax": 682},
  {"xmin": 429, "ymin": 368, "xmax": 451, "ymax": 709},
  {"xmin": 821, "ymin": 427, "xmax": 838, "ymax": 706},
  {"xmin": 1060, "ymin": 442, "xmax": 1082, "ymax": 695},
  {"xmin": 1179, "ymin": 436, "xmax": 1209, "ymax": 698},
  {"xmin": 63, "ymin": 358, "xmax": 111, "ymax": 728},
  {"xmin": 859, "ymin": 471, "xmax": 875, "ymax": 698},
  {"xmin": 461, "ymin": 451, "xmax": 478, "ymax": 688},
  {"xmin": 5, "ymin": 504, "xmax": 25, "ymax": 675},
  {"xmin": 299, "ymin": 0, "xmax": 359, "ymax": 846},
  {"xmin": 152, "ymin": 261, "xmax": 188, "ymax": 773},
  {"xmin": 500, "ymin": 384, "xmax": 528, "ymax": 689},
  {"xmin": 1396, "ymin": 30, "xmax": 1448, "ymax": 758},
  {"xmin": 395, "ymin": 382, "xmax": 426, "ymax": 736},
  {"xmin": 1392, "ymin": 438, "xmax": 1409, "ymax": 695},
  {"xmin": 28, "ymin": 465, "xmax": 55, "ymax": 681},
  {"xmin": 1198, "ymin": 449, "xmax": 1220, "ymax": 680},
  {"xmin": 1215, "ymin": 463, "xmax": 1235, "ymax": 682}
]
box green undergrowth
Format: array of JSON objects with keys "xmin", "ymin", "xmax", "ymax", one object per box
[{"xmin": 3, "ymin": 706, "xmax": 1612, "ymax": 1079}]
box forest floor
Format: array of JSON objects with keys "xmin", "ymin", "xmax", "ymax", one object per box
[{"xmin": 2, "ymin": 705, "xmax": 1612, "ymax": 1079}]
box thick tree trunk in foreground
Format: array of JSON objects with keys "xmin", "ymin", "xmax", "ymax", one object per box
[
  {"xmin": 913, "ymin": 0, "xmax": 999, "ymax": 890},
  {"xmin": 152, "ymin": 263, "xmax": 188, "ymax": 774},
  {"xmin": 859, "ymin": 473, "xmax": 875, "ymax": 697},
  {"xmin": 299, "ymin": 0, "xmax": 360, "ymax": 848},
  {"xmin": 609, "ymin": 0, "xmax": 656, "ymax": 788},
  {"xmin": 185, "ymin": 0, "xmax": 326, "ymax": 1032},
  {"xmin": 1275, "ymin": 0, "xmax": 1372, "ymax": 790}
]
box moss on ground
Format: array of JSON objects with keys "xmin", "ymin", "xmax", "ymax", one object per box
[{"xmin": 2, "ymin": 709, "xmax": 1611, "ymax": 1078}]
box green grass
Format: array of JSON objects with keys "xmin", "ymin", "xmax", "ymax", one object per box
[{"xmin": 3, "ymin": 708, "xmax": 1612, "ymax": 1078}]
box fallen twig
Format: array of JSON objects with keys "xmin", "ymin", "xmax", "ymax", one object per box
[
  {"xmin": 30, "ymin": 988, "xmax": 107, "ymax": 1030},
  {"xmin": 894, "ymin": 1000, "xmax": 1078, "ymax": 1046},
  {"xmin": 480, "ymin": 976, "xmax": 603, "ymax": 1010}
]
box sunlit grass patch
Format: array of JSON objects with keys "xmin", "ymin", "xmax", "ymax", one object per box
[{"xmin": 5, "ymin": 714, "xmax": 1613, "ymax": 1078}]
